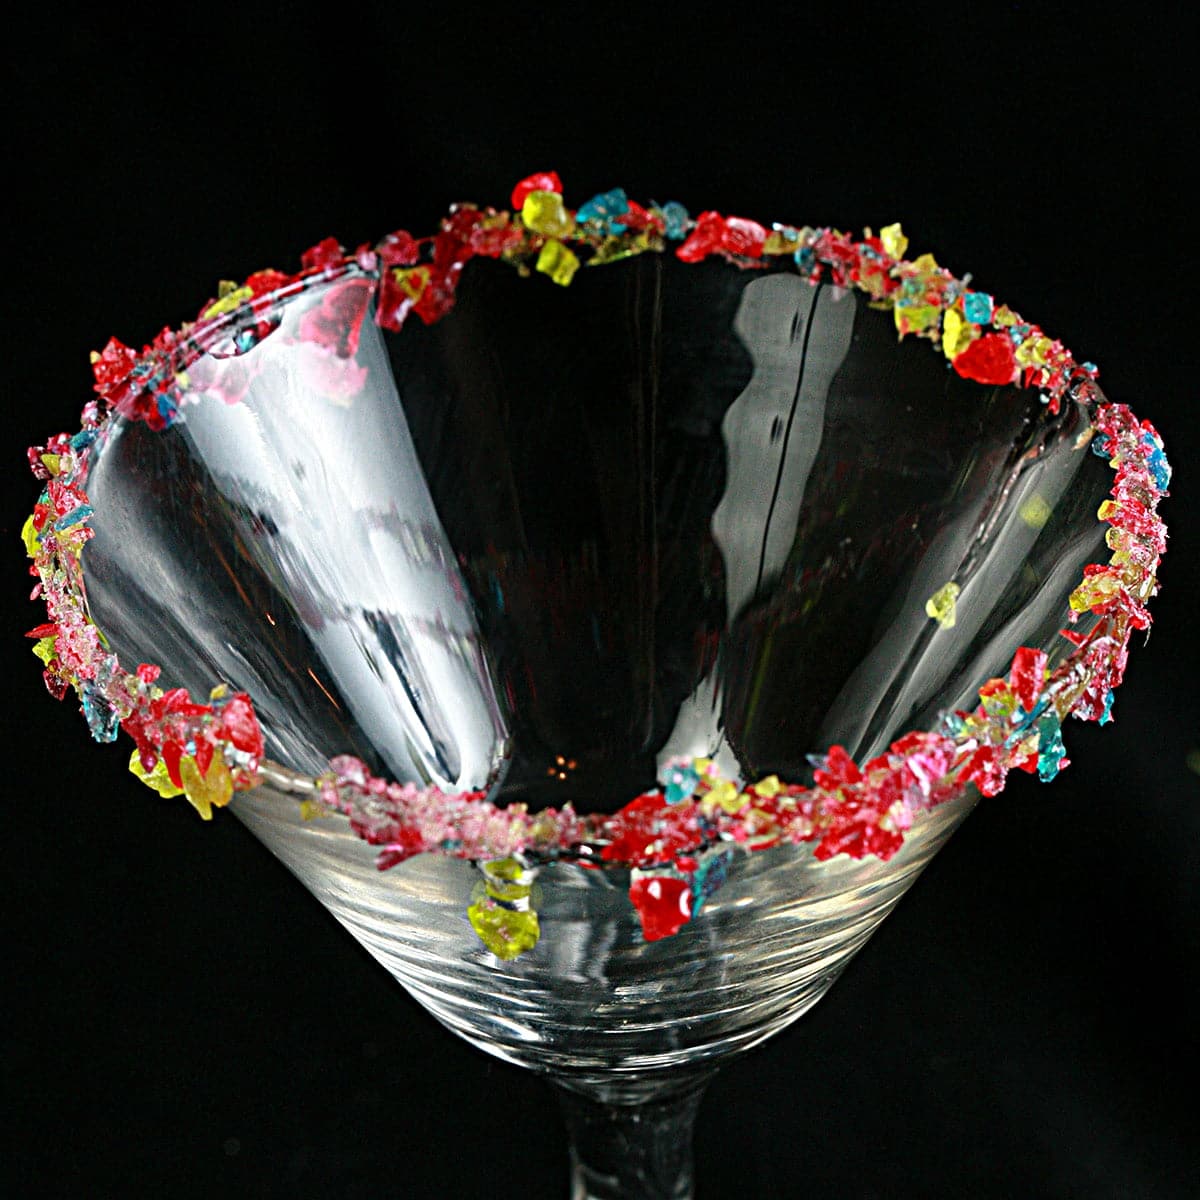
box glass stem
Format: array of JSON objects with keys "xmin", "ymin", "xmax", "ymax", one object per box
[{"xmin": 553, "ymin": 1071, "xmax": 713, "ymax": 1200}]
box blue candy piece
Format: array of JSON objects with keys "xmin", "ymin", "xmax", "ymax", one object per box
[
  {"xmin": 691, "ymin": 847, "xmax": 733, "ymax": 916},
  {"xmin": 1143, "ymin": 435, "xmax": 1172, "ymax": 491},
  {"xmin": 156, "ymin": 394, "xmax": 181, "ymax": 427},
  {"xmin": 82, "ymin": 683, "xmax": 121, "ymax": 743},
  {"xmin": 1007, "ymin": 695, "xmax": 1051, "ymax": 742},
  {"xmin": 659, "ymin": 201, "xmax": 689, "ymax": 240},
  {"xmin": 962, "ymin": 290, "xmax": 994, "ymax": 324},
  {"xmin": 54, "ymin": 504, "xmax": 94, "ymax": 531},
  {"xmin": 663, "ymin": 764, "xmax": 700, "ymax": 806},
  {"xmin": 1099, "ymin": 690, "xmax": 1115, "ymax": 725},
  {"xmin": 1091, "ymin": 433, "xmax": 1111, "ymax": 458},
  {"xmin": 575, "ymin": 188, "xmax": 631, "ymax": 233},
  {"xmin": 1036, "ymin": 713, "xmax": 1067, "ymax": 782}
]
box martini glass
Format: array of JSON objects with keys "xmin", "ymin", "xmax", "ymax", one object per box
[{"xmin": 23, "ymin": 183, "xmax": 1168, "ymax": 1198}]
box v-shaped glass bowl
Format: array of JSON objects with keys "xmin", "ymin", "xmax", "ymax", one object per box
[{"xmin": 26, "ymin": 195, "xmax": 1168, "ymax": 1198}]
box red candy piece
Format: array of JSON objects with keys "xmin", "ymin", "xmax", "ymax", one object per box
[
  {"xmin": 960, "ymin": 745, "xmax": 1008, "ymax": 798},
  {"xmin": 511, "ymin": 171, "xmax": 563, "ymax": 210},
  {"xmin": 91, "ymin": 336, "xmax": 139, "ymax": 399},
  {"xmin": 629, "ymin": 875, "xmax": 693, "ymax": 941},
  {"xmin": 722, "ymin": 216, "xmax": 768, "ymax": 258},
  {"xmin": 376, "ymin": 230, "xmax": 420, "ymax": 267},
  {"xmin": 218, "ymin": 692, "xmax": 265, "ymax": 758},
  {"xmin": 812, "ymin": 744, "xmax": 862, "ymax": 791},
  {"xmin": 375, "ymin": 825, "xmax": 426, "ymax": 870},
  {"xmin": 675, "ymin": 211, "xmax": 727, "ymax": 263},
  {"xmin": 814, "ymin": 821, "xmax": 903, "ymax": 862},
  {"xmin": 300, "ymin": 237, "xmax": 345, "ymax": 272},
  {"xmin": 243, "ymin": 268, "xmax": 293, "ymax": 299},
  {"xmin": 1009, "ymin": 646, "xmax": 1048, "ymax": 712},
  {"xmin": 676, "ymin": 211, "xmax": 769, "ymax": 262},
  {"xmin": 602, "ymin": 792, "xmax": 701, "ymax": 867},
  {"xmin": 952, "ymin": 332, "xmax": 1018, "ymax": 385}
]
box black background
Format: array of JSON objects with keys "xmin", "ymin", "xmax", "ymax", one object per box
[{"xmin": 5, "ymin": 7, "xmax": 1197, "ymax": 1198}]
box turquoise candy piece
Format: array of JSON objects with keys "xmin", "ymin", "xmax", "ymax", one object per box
[
  {"xmin": 962, "ymin": 290, "xmax": 994, "ymax": 324},
  {"xmin": 663, "ymin": 763, "xmax": 700, "ymax": 805},
  {"xmin": 82, "ymin": 682, "xmax": 120, "ymax": 742},
  {"xmin": 575, "ymin": 188, "xmax": 631, "ymax": 233},
  {"xmin": 1036, "ymin": 713, "xmax": 1067, "ymax": 782},
  {"xmin": 660, "ymin": 201, "xmax": 689, "ymax": 240}
]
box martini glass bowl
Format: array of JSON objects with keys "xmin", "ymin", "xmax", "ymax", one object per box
[{"xmin": 24, "ymin": 184, "xmax": 1169, "ymax": 1198}]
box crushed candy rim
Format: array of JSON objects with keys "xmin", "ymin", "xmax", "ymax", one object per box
[{"xmin": 23, "ymin": 173, "xmax": 1171, "ymax": 949}]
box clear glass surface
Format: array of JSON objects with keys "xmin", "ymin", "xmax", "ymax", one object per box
[
  {"xmin": 75, "ymin": 249, "xmax": 1113, "ymax": 1196},
  {"xmin": 83, "ymin": 255, "xmax": 1108, "ymax": 801}
]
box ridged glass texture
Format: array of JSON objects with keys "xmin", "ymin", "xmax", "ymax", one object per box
[{"xmin": 235, "ymin": 767, "xmax": 972, "ymax": 1094}]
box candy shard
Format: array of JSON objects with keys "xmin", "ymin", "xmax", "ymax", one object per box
[
  {"xmin": 1036, "ymin": 713, "xmax": 1069, "ymax": 781},
  {"xmin": 925, "ymin": 581, "xmax": 961, "ymax": 628},
  {"xmin": 880, "ymin": 222, "xmax": 909, "ymax": 259},
  {"xmin": 1019, "ymin": 493, "xmax": 1052, "ymax": 529},
  {"xmin": 468, "ymin": 858, "xmax": 541, "ymax": 959},
  {"xmin": 659, "ymin": 201, "xmax": 689, "ymax": 240},
  {"xmin": 179, "ymin": 751, "xmax": 234, "ymax": 820},
  {"xmin": 468, "ymin": 903, "xmax": 540, "ymax": 960},
  {"xmin": 1009, "ymin": 646, "xmax": 1049, "ymax": 712},
  {"xmin": 129, "ymin": 749, "xmax": 184, "ymax": 798},
  {"xmin": 951, "ymin": 331, "xmax": 1018, "ymax": 385},
  {"xmin": 511, "ymin": 171, "xmax": 563, "ymax": 210},
  {"xmin": 942, "ymin": 308, "xmax": 978, "ymax": 359},
  {"xmin": 521, "ymin": 190, "xmax": 575, "ymax": 238},
  {"xmin": 962, "ymin": 290, "xmax": 994, "ymax": 324},
  {"xmin": 535, "ymin": 240, "xmax": 580, "ymax": 286},
  {"xmin": 630, "ymin": 874, "xmax": 693, "ymax": 941},
  {"xmin": 575, "ymin": 187, "xmax": 631, "ymax": 232}
]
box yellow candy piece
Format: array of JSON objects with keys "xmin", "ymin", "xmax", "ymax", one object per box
[
  {"xmin": 762, "ymin": 229, "xmax": 799, "ymax": 256},
  {"xmin": 392, "ymin": 265, "xmax": 430, "ymax": 300},
  {"xmin": 41, "ymin": 453, "xmax": 61, "ymax": 477},
  {"xmin": 880, "ymin": 222, "xmax": 909, "ymax": 260},
  {"xmin": 202, "ymin": 284, "xmax": 254, "ymax": 320},
  {"xmin": 1015, "ymin": 335, "xmax": 1053, "ymax": 367},
  {"xmin": 179, "ymin": 751, "xmax": 234, "ymax": 820},
  {"xmin": 31, "ymin": 636, "xmax": 57, "ymax": 666},
  {"xmin": 21, "ymin": 515, "xmax": 40, "ymax": 559},
  {"xmin": 925, "ymin": 581, "xmax": 961, "ymax": 629},
  {"xmin": 911, "ymin": 252, "xmax": 940, "ymax": 272},
  {"xmin": 942, "ymin": 308, "xmax": 977, "ymax": 359},
  {"xmin": 894, "ymin": 303, "xmax": 940, "ymax": 336},
  {"xmin": 480, "ymin": 857, "xmax": 535, "ymax": 903},
  {"xmin": 535, "ymin": 240, "xmax": 580, "ymax": 286},
  {"xmin": 752, "ymin": 775, "xmax": 784, "ymax": 798},
  {"xmin": 129, "ymin": 750, "xmax": 185, "ymax": 799},
  {"xmin": 299, "ymin": 799, "xmax": 331, "ymax": 820},
  {"xmin": 1019, "ymin": 493, "xmax": 1052, "ymax": 529},
  {"xmin": 521, "ymin": 190, "xmax": 575, "ymax": 238},
  {"xmin": 1097, "ymin": 499, "xmax": 1120, "ymax": 521},
  {"xmin": 701, "ymin": 780, "xmax": 746, "ymax": 815},
  {"xmin": 1069, "ymin": 575, "xmax": 1120, "ymax": 612},
  {"xmin": 467, "ymin": 902, "xmax": 540, "ymax": 960},
  {"xmin": 992, "ymin": 305, "xmax": 1017, "ymax": 326}
]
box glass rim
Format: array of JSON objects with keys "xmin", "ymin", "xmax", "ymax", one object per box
[{"xmin": 22, "ymin": 174, "xmax": 1172, "ymax": 891}]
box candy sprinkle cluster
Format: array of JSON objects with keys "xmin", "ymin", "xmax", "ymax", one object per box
[{"xmin": 24, "ymin": 173, "xmax": 1170, "ymax": 958}]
